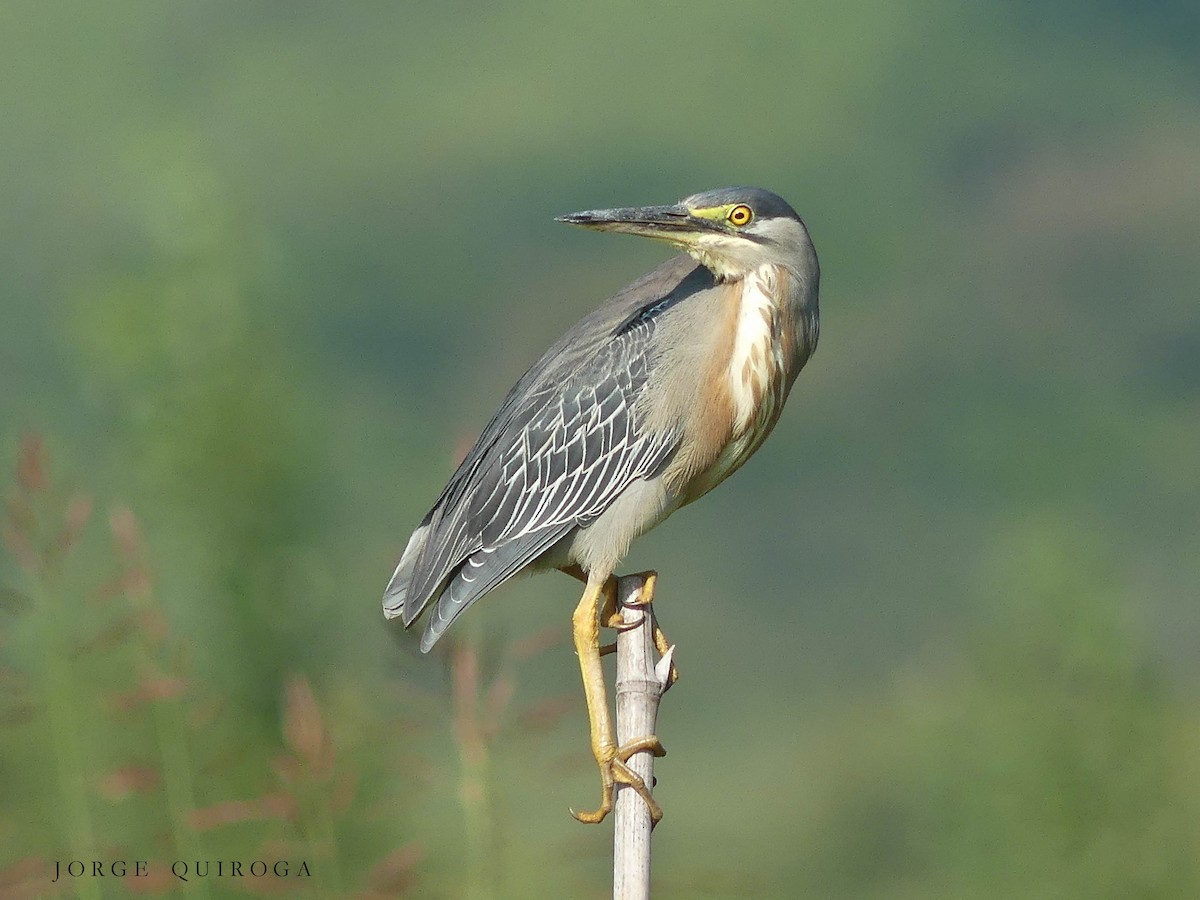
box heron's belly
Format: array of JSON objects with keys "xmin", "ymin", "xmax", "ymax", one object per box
[{"xmin": 544, "ymin": 475, "xmax": 682, "ymax": 577}]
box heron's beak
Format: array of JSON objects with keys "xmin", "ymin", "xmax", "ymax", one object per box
[{"xmin": 556, "ymin": 204, "xmax": 725, "ymax": 243}]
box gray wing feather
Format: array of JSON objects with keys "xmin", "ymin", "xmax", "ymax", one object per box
[
  {"xmin": 418, "ymin": 527, "xmax": 566, "ymax": 652},
  {"xmin": 384, "ymin": 256, "xmax": 712, "ymax": 647}
]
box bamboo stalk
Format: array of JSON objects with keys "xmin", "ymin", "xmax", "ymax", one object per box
[{"xmin": 612, "ymin": 573, "xmax": 674, "ymax": 900}]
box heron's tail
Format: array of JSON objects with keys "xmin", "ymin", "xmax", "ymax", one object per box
[{"xmin": 382, "ymin": 524, "xmax": 431, "ymax": 624}]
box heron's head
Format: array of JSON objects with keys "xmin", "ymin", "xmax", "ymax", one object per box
[{"xmin": 557, "ymin": 186, "xmax": 815, "ymax": 282}]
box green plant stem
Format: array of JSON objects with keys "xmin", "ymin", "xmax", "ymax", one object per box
[
  {"xmin": 147, "ymin": 692, "xmax": 210, "ymax": 900},
  {"xmin": 314, "ymin": 788, "xmax": 346, "ymax": 897},
  {"xmin": 460, "ymin": 739, "xmax": 493, "ymax": 900},
  {"xmin": 453, "ymin": 628, "xmax": 497, "ymax": 900},
  {"xmin": 124, "ymin": 576, "xmax": 210, "ymax": 899},
  {"xmin": 37, "ymin": 574, "xmax": 101, "ymax": 900}
]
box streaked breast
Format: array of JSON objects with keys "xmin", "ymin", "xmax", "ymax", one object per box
[
  {"xmin": 680, "ymin": 265, "xmax": 793, "ymax": 502},
  {"xmin": 728, "ymin": 265, "xmax": 788, "ymax": 434}
]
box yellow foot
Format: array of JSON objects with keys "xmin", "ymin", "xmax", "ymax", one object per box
[
  {"xmin": 570, "ymin": 571, "xmax": 673, "ymax": 827},
  {"xmin": 601, "ymin": 571, "xmax": 657, "ymax": 629},
  {"xmin": 598, "ymin": 572, "xmax": 678, "ymax": 686},
  {"xmin": 570, "ymin": 736, "xmax": 666, "ymax": 825}
]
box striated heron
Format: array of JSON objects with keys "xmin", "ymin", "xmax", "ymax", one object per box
[{"xmin": 383, "ymin": 187, "xmax": 820, "ymax": 824}]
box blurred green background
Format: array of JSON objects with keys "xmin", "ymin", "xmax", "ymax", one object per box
[{"xmin": 2, "ymin": 1, "xmax": 1199, "ymax": 897}]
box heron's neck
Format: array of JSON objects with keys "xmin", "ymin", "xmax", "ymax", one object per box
[{"xmin": 686, "ymin": 248, "xmax": 752, "ymax": 282}]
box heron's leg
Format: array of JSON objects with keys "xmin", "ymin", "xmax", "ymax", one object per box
[
  {"xmin": 566, "ymin": 562, "xmax": 670, "ymax": 658},
  {"xmin": 570, "ymin": 573, "xmax": 666, "ymax": 825},
  {"xmin": 598, "ymin": 572, "xmax": 679, "ymax": 687}
]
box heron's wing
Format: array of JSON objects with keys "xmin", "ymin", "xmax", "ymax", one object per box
[
  {"xmin": 412, "ymin": 334, "xmax": 680, "ymax": 649},
  {"xmin": 385, "ymin": 258, "xmax": 708, "ymax": 648},
  {"xmin": 428, "ymin": 255, "xmax": 702, "ymax": 517}
]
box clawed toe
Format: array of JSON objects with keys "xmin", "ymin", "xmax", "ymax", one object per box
[{"xmin": 570, "ymin": 735, "xmax": 666, "ymax": 825}]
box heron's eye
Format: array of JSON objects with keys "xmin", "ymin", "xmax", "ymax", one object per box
[{"xmin": 727, "ymin": 204, "xmax": 753, "ymax": 227}]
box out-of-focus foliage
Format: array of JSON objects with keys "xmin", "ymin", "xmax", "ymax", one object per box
[{"xmin": 2, "ymin": 1, "xmax": 1198, "ymax": 896}]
